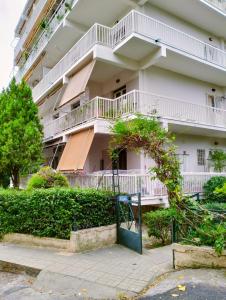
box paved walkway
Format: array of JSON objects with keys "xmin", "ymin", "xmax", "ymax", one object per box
[{"xmin": 0, "ymin": 243, "xmax": 172, "ymax": 299}]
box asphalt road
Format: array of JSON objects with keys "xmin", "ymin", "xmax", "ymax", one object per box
[{"xmin": 141, "ymin": 283, "xmax": 226, "ymax": 300}]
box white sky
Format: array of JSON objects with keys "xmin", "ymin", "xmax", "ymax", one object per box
[{"xmin": 0, "ymin": 0, "xmax": 27, "ymax": 91}]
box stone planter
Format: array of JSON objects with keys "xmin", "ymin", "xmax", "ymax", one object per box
[{"xmin": 173, "ymin": 243, "xmax": 226, "ymax": 269}]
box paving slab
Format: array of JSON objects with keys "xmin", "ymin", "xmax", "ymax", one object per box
[{"xmin": 0, "ymin": 243, "xmax": 172, "ymax": 298}]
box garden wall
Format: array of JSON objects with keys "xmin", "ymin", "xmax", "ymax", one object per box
[
  {"xmin": 173, "ymin": 243, "xmax": 226, "ymax": 269},
  {"xmin": 2, "ymin": 225, "xmax": 117, "ymax": 252}
]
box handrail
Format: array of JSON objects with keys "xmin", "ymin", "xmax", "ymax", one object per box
[
  {"xmin": 16, "ymin": 8, "xmax": 226, "ymax": 91},
  {"xmin": 42, "ymin": 90, "xmax": 226, "ymax": 139},
  {"xmin": 16, "ymin": 0, "xmax": 77, "ymax": 81}
]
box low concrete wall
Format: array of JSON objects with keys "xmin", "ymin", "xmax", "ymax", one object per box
[
  {"xmin": 70, "ymin": 224, "xmax": 117, "ymax": 252},
  {"xmin": 2, "ymin": 225, "xmax": 117, "ymax": 253},
  {"xmin": 2, "ymin": 233, "xmax": 70, "ymax": 250},
  {"xmin": 173, "ymin": 243, "xmax": 226, "ymax": 269}
]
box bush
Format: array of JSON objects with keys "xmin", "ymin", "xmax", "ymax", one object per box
[
  {"xmin": 203, "ymin": 176, "xmax": 226, "ymax": 202},
  {"xmin": 143, "ymin": 208, "xmax": 176, "ymax": 245},
  {"xmin": 213, "ymin": 183, "xmax": 226, "ymax": 203},
  {"xmin": 0, "ymin": 188, "xmax": 115, "ymax": 239},
  {"xmin": 27, "ymin": 166, "xmax": 69, "ymax": 190}
]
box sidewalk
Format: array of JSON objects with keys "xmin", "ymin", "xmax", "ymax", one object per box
[{"xmin": 0, "ymin": 243, "xmax": 172, "ymax": 299}]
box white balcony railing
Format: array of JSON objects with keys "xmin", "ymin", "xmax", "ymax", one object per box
[
  {"xmin": 14, "ymin": 0, "xmax": 48, "ymax": 59},
  {"xmin": 65, "ymin": 172, "xmax": 226, "ymax": 197},
  {"xmin": 17, "ymin": 10, "xmax": 226, "ymax": 101},
  {"xmin": 112, "ymin": 10, "xmax": 226, "ymax": 67},
  {"xmin": 205, "ymin": 0, "xmax": 226, "ymax": 11},
  {"xmin": 32, "ymin": 23, "xmax": 112, "ymax": 101},
  {"xmin": 42, "ymin": 90, "xmax": 226, "ymax": 140},
  {"xmin": 16, "ymin": 0, "xmax": 77, "ymax": 82}
]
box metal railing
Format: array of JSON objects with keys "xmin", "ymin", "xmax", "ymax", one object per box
[
  {"xmin": 14, "ymin": 0, "xmax": 48, "ymax": 59},
  {"xmin": 65, "ymin": 172, "xmax": 226, "ymax": 197},
  {"xmin": 17, "ymin": 9, "xmax": 226, "ymax": 102},
  {"xmin": 42, "ymin": 90, "xmax": 226, "ymax": 140},
  {"xmin": 205, "ymin": 0, "xmax": 226, "ymax": 11},
  {"xmin": 112, "ymin": 10, "xmax": 226, "ymax": 67},
  {"xmin": 32, "ymin": 23, "xmax": 112, "ymax": 101},
  {"xmin": 16, "ymin": 0, "xmax": 77, "ymax": 82}
]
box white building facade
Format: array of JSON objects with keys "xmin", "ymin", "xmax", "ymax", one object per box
[{"xmin": 14, "ymin": 0, "xmax": 226, "ymax": 202}]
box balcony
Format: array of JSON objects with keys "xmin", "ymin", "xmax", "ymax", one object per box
[
  {"xmin": 205, "ymin": 0, "xmax": 226, "ymax": 11},
  {"xmin": 32, "ymin": 23, "xmax": 112, "ymax": 102},
  {"xmin": 42, "ymin": 90, "xmax": 226, "ymax": 140},
  {"xmin": 16, "ymin": 0, "xmax": 77, "ymax": 81},
  {"xmin": 148, "ymin": 0, "xmax": 226, "ymax": 40},
  {"xmin": 14, "ymin": 0, "xmax": 49, "ymax": 61},
  {"xmin": 113, "ymin": 11, "xmax": 226, "ymax": 85},
  {"xmin": 65, "ymin": 171, "xmax": 226, "ymax": 203},
  {"xmin": 28, "ymin": 10, "xmax": 226, "ymax": 103}
]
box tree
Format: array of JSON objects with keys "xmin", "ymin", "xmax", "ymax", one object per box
[
  {"xmin": 110, "ymin": 115, "xmax": 182, "ymax": 205},
  {"xmin": 110, "ymin": 116, "xmax": 225, "ymax": 254},
  {"xmin": 0, "ymin": 79, "xmax": 43, "ymax": 188}
]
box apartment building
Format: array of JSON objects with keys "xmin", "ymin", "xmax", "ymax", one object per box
[{"xmin": 14, "ymin": 0, "xmax": 226, "ymax": 202}]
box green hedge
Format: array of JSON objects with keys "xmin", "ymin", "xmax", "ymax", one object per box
[
  {"xmin": 0, "ymin": 188, "xmax": 115, "ymax": 239},
  {"xmin": 203, "ymin": 176, "xmax": 226, "ymax": 202},
  {"xmin": 143, "ymin": 208, "xmax": 177, "ymax": 245}
]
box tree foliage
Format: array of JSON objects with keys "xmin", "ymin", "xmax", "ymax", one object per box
[
  {"xmin": 0, "ymin": 79, "xmax": 43, "ymax": 187},
  {"xmin": 110, "ymin": 116, "xmax": 225, "ymax": 253},
  {"xmin": 27, "ymin": 166, "xmax": 69, "ymax": 190},
  {"xmin": 110, "ymin": 115, "xmax": 182, "ymax": 205}
]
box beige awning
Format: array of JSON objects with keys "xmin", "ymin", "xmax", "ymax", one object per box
[
  {"xmin": 57, "ymin": 128, "xmax": 94, "ymax": 172},
  {"xmin": 58, "ymin": 61, "xmax": 95, "ymax": 108}
]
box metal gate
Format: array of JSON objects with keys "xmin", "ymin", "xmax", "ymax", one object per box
[{"xmin": 116, "ymin": 193, "xmax": 142, "ymax": 254}]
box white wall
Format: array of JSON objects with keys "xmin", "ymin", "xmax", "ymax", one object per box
[
  {"xmin": 142, "ymin": 133, "xmax": 226, "ymax": 173},
  {"xmin": 141, "ymin": 66, "xmax": 225, "ymax": 106},
  {"xmin": 84, "ymin": 134, "xmax": 141, "ymax": 173},
  {"xmin": 102, "ymin": 70, "xmax": 139, "ymax": 98}
]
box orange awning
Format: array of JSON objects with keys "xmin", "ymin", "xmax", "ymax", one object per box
[
  {"xmin": 58, "ymin": 61, "xmax": 95, "ymax": 108},
  {"xmin": 57, "ymin": 128, "xmax": 94, "ymax": 172}
]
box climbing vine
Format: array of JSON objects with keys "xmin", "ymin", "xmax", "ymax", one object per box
[
  {"xmin": 110, "ymin": 115, "xmax": 182, "ymax": 206},
  {"xmin": 110, "ymin": 115, "xmax": 225, "ymax": 254}
]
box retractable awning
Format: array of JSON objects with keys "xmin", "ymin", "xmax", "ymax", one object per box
[
  {"xmin": 58, "ymin": 60, "xmax": 95, "ymax": 108},
  {"xmin": 57, "ymin": 128, "xmax": 94, "ymax": 172}
]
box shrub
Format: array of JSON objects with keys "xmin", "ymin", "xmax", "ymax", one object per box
[
  {"xmin": 213, "ymin": 183, "xmax": 226, "ymax": 203},
  {"xmin": 27, "ymin": 166, "xmax": 69, "ymax": 190},
  {"xmin": 143, "ymin": 208, "xmax": 177, "ymax": 245},
  {"xmin": 203, "ymin": 176, "xmax": 226, "ymax": 202},
  {"xmin": 0, "ymin": 188, "xmax": 115, "ymax": 239}
]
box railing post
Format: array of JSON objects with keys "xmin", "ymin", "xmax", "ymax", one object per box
[{"xmin": 96, "ymin": 97, "xmax": 99, "ymax": 118}]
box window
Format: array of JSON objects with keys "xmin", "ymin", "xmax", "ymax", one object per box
[
  {"xmin": 71, "ymin": 101, "xmax": 80, "ymax": 110},
  {"xmin": 113, "ymin": 85, "xmax": 126, "ymax": 98},
  {"xmin": 197, "ymin": 149, "xmax": 206, "ymax": 166}
]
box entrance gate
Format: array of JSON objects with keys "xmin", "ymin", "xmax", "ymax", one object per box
[{"xmin": 116, "ymin": 193, "xmax": 142, "ymax": 254}]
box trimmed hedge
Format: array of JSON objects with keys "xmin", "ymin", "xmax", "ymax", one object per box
[
  {"xmin": 143, "ymin": 208, "xmax": 177, "ymax": 245},
  {"xmin": 0, "ymin": 188, "xmax": 115, "ymax": 239}
]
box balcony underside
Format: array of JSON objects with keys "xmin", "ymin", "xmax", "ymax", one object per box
[
  {"xmin": 114, "ymin": 34, "xmax": 226, "ymax": 86},
  {"xmin": 168, "ymin": 121, "xmax": 226, "ymax": 138},
  {"xmin": 68, "ymin": 0, "xmax": 136, "ymax": 28},
  {"xmin": 148, "ymin": 0, "xmax": 226, "ymax": 39}
]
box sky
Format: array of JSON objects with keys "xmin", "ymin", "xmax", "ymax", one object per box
[{"xmin": 0, "ymin": 0, "xmax": 27, "ymax": 91}]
